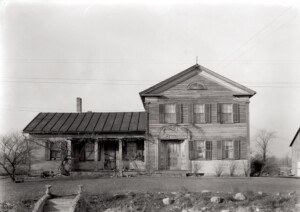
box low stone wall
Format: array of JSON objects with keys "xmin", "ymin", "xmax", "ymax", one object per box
[{"xmin": 32, "ymin": 185, "xmax": 52, "ymax": 212}]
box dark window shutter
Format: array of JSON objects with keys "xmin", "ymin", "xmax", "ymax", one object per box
[
  {"xmin": 176, "ymin": 104, "xmax": 183, "ymax": 123},
  {"xmin": 205, "ymin": 104, "xmax": 212, "ymax": 123},
  {"xmin": 234, "ymin": 140, "xmax": 240, "ymax": 159},
  {"xmin": 189, "ymin": 140, "xmax": 195, "ymax": 160},
  {"xmin": 205, "ymin": 141, "xmax": 212, "ymax": 160},
  {"xmin": 45, "ymin": 141, "xmax": 50, "ymax": 161},
  {"xmin": 188, "ymin": 104, "xmax": 194, "ymax": 124},
  {"xmin": 159, "ymin": 104, "xmax": 165, "ymax": 123},
  {"xmin": 217, "ymin": 141, "xmax": 222, "ymax": 160},
  {"xmin": 233, "ymin": 104, "xmax": 240, "ymax": 123},
  {"xmin": 61, "ymin": 141, "xmax": 68, "ymax": 160},
  {"xmin": 98, "ymin": 142, "xmax": 101, "ymax": 161},
  {"xmin": 217, "ymin": 103, "xmax": 222, "ymax": 123}
]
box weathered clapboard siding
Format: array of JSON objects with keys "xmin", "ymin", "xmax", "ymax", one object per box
[{"xmin": 162, "ymin": 74, "xmax": 236, "ymax": 97}]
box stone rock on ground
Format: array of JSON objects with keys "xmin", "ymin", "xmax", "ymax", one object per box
[
  {"xmin": 258, "ymin": 191, "xmax": 263, "ymax": 196},
  {"xmin": 288, "ymin": 191, "xmax": 296, "ymax": 196},
  {"xmin": 201, "ymin": 190, "xmax": 211, "ymax": 194},
  {"xmin": 234, "ymin": 193, "xmax": 246, "ymax": 201},
  {"xmin": 163, "ymin": 197, "xmax": 174, "ymax": 205},
  {"xmin": 211, "ymin": 196, "xmax": 222, "ymax": 203},
  {"xmin": 220, "ymin": 210, "xmax": 229, "ymax": 212}
]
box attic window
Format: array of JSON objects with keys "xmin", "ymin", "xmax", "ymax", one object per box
[{"xmin": 187, "ymin": 82, "xmax": 207, "ymax": 90}]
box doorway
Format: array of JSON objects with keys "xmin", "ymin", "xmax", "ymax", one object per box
[{"xmin": 167, "ymin": 141, "xmax": 181, "ymax": 170}]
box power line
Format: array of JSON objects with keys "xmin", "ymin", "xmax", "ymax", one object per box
[
  {"xmin": 215, "ymin": 1, "xmax": 298, "ymax": 70},
  {"xmin": 1, "ymin": 80, "xmax": 300, "ymax": 88}
]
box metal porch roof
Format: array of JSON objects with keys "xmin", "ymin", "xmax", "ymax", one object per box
[{"xmin": 23, "ymin": 112, "xmax": 146, "ymax": 134}]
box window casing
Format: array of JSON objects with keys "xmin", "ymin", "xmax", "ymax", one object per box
[
  {"xmin": 50, "ymin": 142, "xmax": 61, "ymax": 160},
  {"xmin": 223, "ymin": 140, "xmax": 234, "ymax": 159},
  {"xmin": 164, "ymin": 104, "xmax": 176, "ymax": 123},
  {"xmin": 221, "ymin": 104, "xmax": 233, "ymax": 123},
  {"xmin": 194, "ymin": 141, "xmax": 212, "ymax": 160},
  {"xmin": 194, "ymin": 104, "xmax": 205, "ymax": 124},
  {"xmin": 84, "ymin": 143, "xmax": 94, "ymax": 161}
]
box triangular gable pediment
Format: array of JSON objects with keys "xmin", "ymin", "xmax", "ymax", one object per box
[{"xmin": 139, "ymin": 64, "xmax": 256, "ymax": 97}]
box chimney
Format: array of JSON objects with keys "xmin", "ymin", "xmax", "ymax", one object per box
[{"xmin": 76, "ymin": 97, "xmax": 82, "ymax": 113}]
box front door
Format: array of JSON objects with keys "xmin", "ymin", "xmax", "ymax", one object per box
[{"xmin": 167, "ymin": 142, "xmax": 181, "ymax": 170}]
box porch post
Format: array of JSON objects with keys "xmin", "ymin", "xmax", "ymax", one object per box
[
  {"xmin": 94, "ymin": 140, "xmax": 99, "ymax": 171},
  {"xmin": 66, "ymin": 139, "xmax": 73, "ymax": 170},
  {"xmin": 118, "ymin": 139, "xmax": 123, "ymax": 172}
]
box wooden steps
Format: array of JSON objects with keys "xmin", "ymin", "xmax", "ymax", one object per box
[{"xmin": 43, "ymin": 197, "xmax": 74, "ymax": 212}]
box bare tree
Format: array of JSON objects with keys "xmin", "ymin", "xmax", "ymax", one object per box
[
  {"xmin": 256, "ymin": 129, "xmax": 275, "ymax": 164},
  {"xmin": 0, "ymin": 132, "xmax": 33, "ymax": 182},
  {"xmin": 255, "ymin": 129, "xmax": 276, "ymax": 175}
]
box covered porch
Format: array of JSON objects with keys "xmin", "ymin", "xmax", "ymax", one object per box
[{"xmin": 71, "ymin": 136, "xmax": 145, "ymax": 171}]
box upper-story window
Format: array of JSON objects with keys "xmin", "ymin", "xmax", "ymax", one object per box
[
  {"xmin": 164, "ymin": 104, "xmax": 176, "ymax": 123},
  {"xmin": 188, "ymin": 104, "xmax": 212, "ymax": 124},
  {"xmin": 218, "ymin": 103, "xmax": 240, "ymax": 124},
  {"xmin": 221, "ymin": 104, "xmax": 233, "ymax": 123},
  {"xmin": 194, "ymin": 104, "xmax": 205, "ymax": 123},
  {"xmin": 159, "ymin": 104, "xmax": 183, "ymax": 124}
]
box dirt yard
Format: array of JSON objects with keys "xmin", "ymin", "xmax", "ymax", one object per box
[{"xmin": 0, "ymin": 176, "xmax": 299, "ymax": 211}]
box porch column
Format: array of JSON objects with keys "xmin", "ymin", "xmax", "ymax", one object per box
[
  {"xmin": 118, "ymin": 139, "xmax": 123, "ymax": 172},
  {"xmin": 66, "ymin": 140, "xmax": 72, "ymax": 157},
  {"xmin": 66, "ymin": 139, "xmax": 73, "ymax": 170},
  {"xmin": 94, "ymin": 140, "xmax": 99, "ymax": 171}
]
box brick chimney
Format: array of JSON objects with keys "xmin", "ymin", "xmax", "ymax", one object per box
[{"xmin": 76, "ymin": 97, "xmax": 82, "ymax": 113}]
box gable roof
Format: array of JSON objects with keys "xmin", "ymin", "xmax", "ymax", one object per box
[
  {"xmin": 23, "ymin": 112, "xmax": 146, "ymax": 135},
  {"xmin": 139, "ymin": 64, "xmax": 256, "ymax": 98},
  {"xmin": 289, "ymin": 127, "xmax": 300, "ymax": 147}
]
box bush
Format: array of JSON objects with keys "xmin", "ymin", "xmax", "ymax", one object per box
[
  {"xmin": 229, "ymin": 161, "xmax": 237, "ymax": 177},
  {"xmin": 214, "ymin": 161, "xmax": 224, "ymax": 177}
]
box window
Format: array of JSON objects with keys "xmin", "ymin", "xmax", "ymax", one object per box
[
  {"xmin": 123, "ymin": 141, "xmax": 144, "ymax": 161},
  {"xmin": 218, "ymin": 103, "xmax": 240, "ymax": 124},
  {"xmin": 221, "ymin": 104, "xmax": 233, "ymax": 123},
  {"xmin": 164, "ymin": 104, "xmax": 176, "ymax": 123},
  {"xmin": 196, "ymin": 141, "xmax": 206, "ymax": 159},
  {"xmin": 194, "ymin": 104, "xmax": 205, "ymax": 123},
  {"xmin": 50, "ymin": 142, "xmax": 61, "ymax": 160},
  {"xmin": 191, "ymin": 141, "xmax": 212, "ymax": 160},
  {"xmin": 79, "ymin": 142, "xmax": 100, "ymax": 161},
  {"xmin": 84, "ymin": 142, "xmax": 94, "ymax": 161},
  {"xmin": 223, "ymin": 141, "xmax": 234, "ymax": 159}
]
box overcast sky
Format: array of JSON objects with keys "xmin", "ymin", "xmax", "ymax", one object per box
[{"xmin": 0, "ymin": 0, "xmax": 299, "ymax": 157}]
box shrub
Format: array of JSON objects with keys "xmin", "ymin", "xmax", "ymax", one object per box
[
  {"xmin": 214, "ymin": 161, "xmax": 224, "ymax": 177},
  {"xmin": 229, "ymin": 161, "xmax": 237, "ymax": 177}
]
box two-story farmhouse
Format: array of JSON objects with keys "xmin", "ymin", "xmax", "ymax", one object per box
[{"xmin": 23, "ymin": 64, "xmax": 256, "ymax": 176}]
